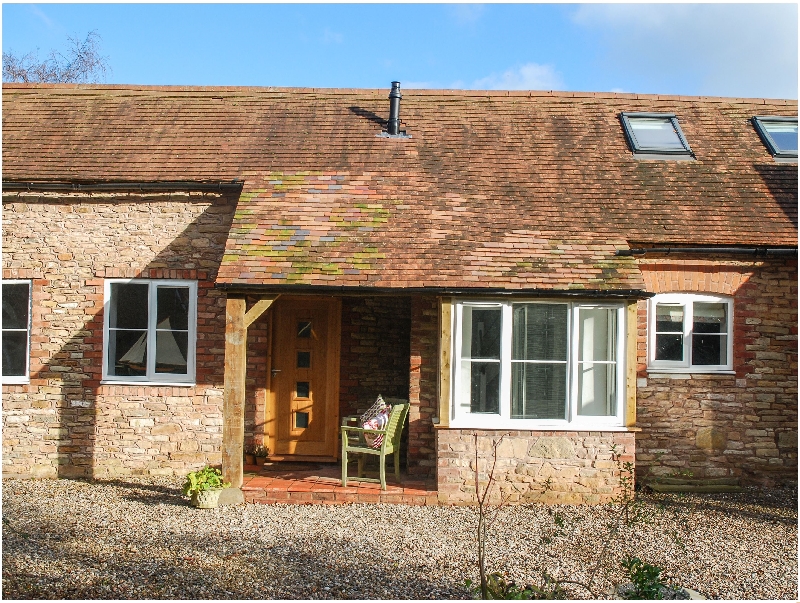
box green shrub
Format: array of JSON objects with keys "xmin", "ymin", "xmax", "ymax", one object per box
[
  {"xmin": 182, "ymin": 467, "xmax": 230, "ymax": 497},
  {"xmin": 620, "ymin": 556, "xmax": 667, "ymax": 599}
]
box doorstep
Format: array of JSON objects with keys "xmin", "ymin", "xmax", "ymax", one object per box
[{"xmin": 241, "ymin": 462, "xmax": 439, "ymax": 505}]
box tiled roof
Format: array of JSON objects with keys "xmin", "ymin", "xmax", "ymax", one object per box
[{"xmin": 3, "ymin": 84, "xmax": 796, "ymax": 291}]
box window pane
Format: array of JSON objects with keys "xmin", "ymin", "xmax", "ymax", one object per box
[
  {"xmin": 2, "ymin": 283, "xmax": 29, "ymax": 329},
  {"xmin": 693, "ymin": 334, "xmax": 727, "ymax": 366},
  {"xmin": 655, "ymin": 334, "xmax": 683, "ymax": 361},
  {"xmin": 511, "ymin": 363, "xmax": 567, "ymax": 419},
  {"xmin": 156, "ymin": 287, "xmax": 190, "ymax": 331},
  {"xmin": 2, "ymin": 331, "xmax": 27, "ymax": 376},
  {"xmin": 577, "ymin": 362, "xmax": 617, "ymax": 416},
  {"xmin": 295, "ymin": 411, "xmax": 309, "ymax": 429},
  {"xmin": 109, "ymin": 283, "xmax": 149, "ymax": 329},
  {"xmin": 629, "ymin": 118, "xmax": 686, "ymax": 150},
  {"xmin": 693, "ymin": 303, "xmax": 726, "ymax": 334},
  {"xmin": 512, "ymin": 304, "xmax": 568, "ymax": 361},
  {"xmin": 461, "ymin": 306, "xmax": 501, "ymax": 360},
  {"xmin": 155, "ymin": 331, "xmax": 188, "ymax": 374},
  {"xmin": 656, "ymin": 305, "xmax": 684, "ymax": 332},
  {"xmin": 763, "ymin": 121, "xmax": 798, "ymax": 153},
  {"xmin": 578, "ymin": 308, "xmax": 616, "ymax": 362},
  {"xmin": 466, "ymin": 361, "xmax": 500, "ymax": 414},
  {"xmin": 109, "ymin": 330, "xmax": 147, "ymax": 376},
  {"xmin": 296, "ymin": 381, "xmax": 310, "ymax": 398}
]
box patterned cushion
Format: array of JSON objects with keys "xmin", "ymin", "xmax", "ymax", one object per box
[
  {"xmin": 359, "ymin": 394, "xmax": 387, "ymax": 424},
  {"xmin": 363, "ymin": 406, "xmax": 390, "ymax": 449}
]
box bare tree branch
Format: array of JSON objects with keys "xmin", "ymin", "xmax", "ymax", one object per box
[{"xmin": 3, "ymin": 31, "xmax": 110, "ymax": 84}]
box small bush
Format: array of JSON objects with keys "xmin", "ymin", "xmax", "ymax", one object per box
[{"xmin": 182, "ymin": 467, "xmax": 230, "ymax": 497}]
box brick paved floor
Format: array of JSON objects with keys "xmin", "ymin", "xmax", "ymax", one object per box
[{"xmin": 241, "ymin": 461, "xmax": 439, "ymax": 505}]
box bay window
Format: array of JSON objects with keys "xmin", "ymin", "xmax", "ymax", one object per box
[
  {"xmin": 648, "ymin": 293, "xmax": 733, "ymax": 372},
  {"xmin": 452, "ymin": 300, "xmax": 625, "ymax": 428},
  {"xmin": 103, "ymin": 280, "xmax": 197, "ymax": 383}
]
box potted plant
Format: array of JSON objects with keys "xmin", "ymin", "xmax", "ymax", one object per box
[
  {"xmin": 253, "ymin": 444, "xmax": 269, "ymax": 467},
  {"xmin": 244, "ymin": 444, "xmax": 256, "ymax": 466},
  {"xmin": 182, "ymin": 466, "xmax": 230, "ymax": 509}
]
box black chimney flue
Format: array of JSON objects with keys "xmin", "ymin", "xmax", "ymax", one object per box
[{"xmin": 387, "ymin": 81, "xmax": 402, "ymax": 135}]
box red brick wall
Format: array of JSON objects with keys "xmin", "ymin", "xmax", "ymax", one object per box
[
  {"xmin": 2, "ymin": 192, "xmax": 236, "ymax": 478},
  {"xmin": 408, "ymin": 296, "xmax": 438, "ymax": 476},
  {"xmin": 338, "ymin": 296, "xmax": 411, "ymax": 418},
  {"xmin": 635, "ymin": 257, "xmax": 798, "ymax": 485}
]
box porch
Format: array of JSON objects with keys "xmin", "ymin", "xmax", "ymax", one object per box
[{"xmin": 241, "ymin": 461, "xmax": 439, "ymax": 505}]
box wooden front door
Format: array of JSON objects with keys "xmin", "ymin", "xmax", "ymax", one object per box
[{"xmin": 267, "ymin": 296, "xmax": 341, "ymax": 459}]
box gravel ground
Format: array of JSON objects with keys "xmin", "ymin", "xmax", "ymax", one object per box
[{"xmin": 2, "ymin": 477, "xmax": 796, "ymax": 600}]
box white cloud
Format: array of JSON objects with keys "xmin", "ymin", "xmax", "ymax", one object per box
[
  {"xmin": 321, "ymin": 28, "xmax": 343, "ymax": 44},
  {"xmin": 448, "ymin": 4, "xmax": 486, "ymax": 26},
  {"xmin": 472, "ymin": 62, "xmax": 564, "ymax": 91},
  {"xmin": 29, "ymin": 5, "xmax": 57, "ymax": 30},
  {"xmin": 572, "ymin": 4, "xmax": 797, "ymax": 99}
]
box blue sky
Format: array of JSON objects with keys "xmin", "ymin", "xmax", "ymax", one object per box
[{"xmin": 2, "ymin": 3, "xmax": 798, "ymax": 99}]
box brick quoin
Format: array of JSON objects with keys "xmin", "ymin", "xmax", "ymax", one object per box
[
  {"xmin": 407, "ymin": 296, "xmax": 438, "ymax": 477},
  {"xmin": 635, "ymin": 257, "xmax": 798, "ymax": 486}
]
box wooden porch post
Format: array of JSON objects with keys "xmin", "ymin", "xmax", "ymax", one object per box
[{"xmin": 222, "ymin": 296, "xmax": 247, "ymax": 488}]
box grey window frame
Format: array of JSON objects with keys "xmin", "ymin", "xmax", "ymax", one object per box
[
  {"xmin": 752, "ymin": 116, "xmax": 798, "ymax": 159},
  {"xmin": 620, "ymin": 112, "xmax": 694, "ymax": 158}
]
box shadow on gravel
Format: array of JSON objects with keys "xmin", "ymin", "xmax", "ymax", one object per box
[
  {"xmin": 2, "ymin": 517, "xmax": 469, "ymax": 599},
  {"xmin": 89, "ymin": 479, "xmax": 189, "ymax": 507},
  {"xmin": 647, "ymin": 488, "xmax": 798, "ymax": 527}
]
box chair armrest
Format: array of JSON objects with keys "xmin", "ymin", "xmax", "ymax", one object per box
[
  {"xmin": 341, "ymin": 415, "xmax": 361, "ymax": 426},
  {"xmin": 341, "ymin": 425, "xmax": 388, "ymax": 436}
]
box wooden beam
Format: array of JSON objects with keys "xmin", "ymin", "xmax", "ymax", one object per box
[
  {"xmin": 222, "ymin": 297, "xmax": 247, "ymax": 488},
  {"xmin": 438, "ymin": 297, "xmax": 452, "ymax": 428},
  {"xmin": 625, "ymin": 300, "xmax": 638, "ymax": 427},
  {"xmin": 244, "ymin": 295, "xmax": 279, "ymax": 329}
]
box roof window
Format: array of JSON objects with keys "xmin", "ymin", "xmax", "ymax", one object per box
[
  {"xmin": 620, "ymin": 112, "xmax": 693, "ymax": 159},
  {"xmin": 752, "ymin": 116, "xmax": 797, "ymax": 159}
]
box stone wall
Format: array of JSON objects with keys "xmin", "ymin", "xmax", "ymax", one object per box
[
  {"xmin": 437, "ymin": 429, "xmax": 635, "ymax": 505},
  {"xmin": 2, "ymin": 191, "xmax": 236, "ymax": 478},
  {"xmin": 635, "ymin": 257, "xmax": 798, "ymax": 485}
]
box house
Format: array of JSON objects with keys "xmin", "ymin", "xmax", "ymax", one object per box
[{"xmin": 2, "ymin": 83, "xmax": 796, "ymax": 504}]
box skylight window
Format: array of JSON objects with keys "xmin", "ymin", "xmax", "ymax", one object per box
[
  {"xmin": 620, "ymin": 112, "xmax": 693, "ymax": 158},
  {"xmin": 752, "ymin": 116, "xmax": 798, "ymax": 159}
]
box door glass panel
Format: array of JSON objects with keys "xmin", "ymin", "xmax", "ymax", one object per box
[
  {"xmin": 297, "ymin": 321, "xmax": 312, "ymax": 338},
  {"xmin": 295, "ymin": 412, "xmax": 309, "ymax": 429},
  {"xmin": 296, "ymin": 351, "xmax": 311, "ymax": 368},
  {"xmin": 296, "ymin": 381, "xmax": 310, "ymax": 398}
]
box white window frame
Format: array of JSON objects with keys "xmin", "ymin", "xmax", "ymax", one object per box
[
  {"xmin": 450, "ymin": 299, "xmax": 626, "ymax": 430},
  {"xmin": 1, "ymin": 279, "xmax": 32, "ymax": 384},
  {"xmin": 102, "ymin": 279, "xmax": 197, "ymax": 385},
  {"xmin": 647, "ymin": 293, "xmax": 734, "ymax": 373}
]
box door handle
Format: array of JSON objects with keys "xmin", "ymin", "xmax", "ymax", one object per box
[{"xmin": 271, "ymin": 368, "xmax": 281, "ymax": 378}]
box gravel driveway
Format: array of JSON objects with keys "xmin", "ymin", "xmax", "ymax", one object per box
[{"xmin": 2, "ymin": 477, "xmax": 796, "ymax": 599}]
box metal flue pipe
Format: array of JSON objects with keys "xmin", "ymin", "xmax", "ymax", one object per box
[{"xmin": 387, "ymin": 81, "xmax": 402, "ymax": 135}]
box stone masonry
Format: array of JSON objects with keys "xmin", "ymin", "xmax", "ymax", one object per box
[
  {"xmin": 635, "ymin": 257, "xmax": 798, "ymax": 486},
  {"xmin": 437, "ymin": 429, "xmax": 636, "ymax": 505},
  {"xmin": 2, "ymin": 192, "xmax": 236, "ymax": 478}
]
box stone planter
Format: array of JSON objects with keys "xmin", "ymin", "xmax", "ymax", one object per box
[
  {"xmin": 191, "ymin": 488, "xmax": 225, "ymax": 509},
  {"xmin": 255, "ymin": 455, "xmax": 267, "ymax": 467},
  {"xmin": 244, "ymin": 453, "xmax": 256, "ymax": 465}
]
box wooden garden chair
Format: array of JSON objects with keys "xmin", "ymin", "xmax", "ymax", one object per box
[{"xmin": 341, "ymin": 399, "xmax": 409, "ymax": 490}]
